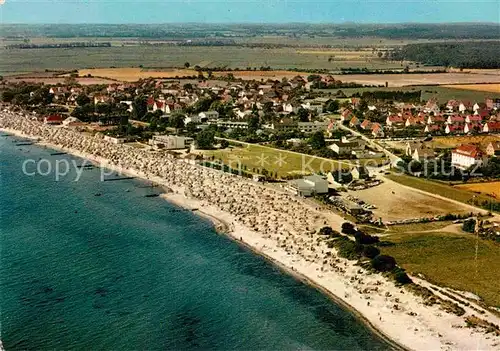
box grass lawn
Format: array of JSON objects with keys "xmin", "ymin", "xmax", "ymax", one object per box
[
  {"xmin": 380, "ymin": 231, "xmax": 500, "ymax": 307},
  {"xmin": 204, "ymin": 143, "xmax": 354, "ymax": 177},
  {"xmin": 387, "ymin": 173, "xmax": 493, "ymax": 209},
  {"xmin": 386, "ymin": 221, "xmax": 455, "ymax": 233}
]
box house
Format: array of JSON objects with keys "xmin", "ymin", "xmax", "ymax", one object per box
[
  {"xmin": 153, "ymin": 101, "xmax": 171, "ymax": 114},
  {"xmin": 463, "ymin": 123, "xmax": 482, "ymax": 134},
  {"xmin": 297, "ymin": 121, "xmax": 329, "ymax": 134},
  {"xmin": 446, "ymin": 99, "xmax": 460, "ymax": 111},
  {"xmin": 351, "ymin": 166, "xmax": 370, "ymax": 180},
  {"xmin": 483, "ymin": 122, "xmax": 500, "ymax": 133},
  {"xmin": 269, "ymin": 118, "xmax": 298, "ymax": 132},
  {"xmin": 149, "ymin": 135, "xmax": 194, "ymax": 150},
  {"xmin": 184, "ymin": 115, "xmax": 202, "ymax": 124},
  {"xmin": 486, "ymin": 141, "xmax": 500, "ymax": 156},
  {"xmin": 349, "ymin": 116, "xmax": 360, "ymax": 128},
  {"xmin": 446, "ymin": 115, "xmax": 465, "ymax": 124},
  {"xmin": 459, "ymin": 101, "xmax": 472, "ymax": 113},
  {"xmin": 451, "ymin": 144, "xmax": 486, "ymax": 169},
  {"xmin": 465, "ymin": 115, "xmax": 483, "ymax": 124},
  {"xmin": 445, "ymin": 124, "xmax": 463, "ymax": 134},
  {"xmin": 426, "ymin": 114, "xmax": 445, "ymax": 125},
  {"xmin": 486, "ymin": 98, "xmax": 500, "ymax": 110},
  {"xmin": 340, "ymin": 109, "xmax": 354, "ymax": 123},
  {"xmin": 329, "ymin": 141, "xmax": 362, "ymax": 156},
  {"xmin": 199, "ymin": 111, "xmax": 219, "ymax": 120},
  {"xmin": 287, "ymin": 174, "xmax": 329, "ymax": 197},
  {"xmin": 412, "ymin": 148, "xmax": 436, "ymax": 162},
  {"xmin": 424, "ymin": 124, "xmax": 441, "ymax": 134},
  {"xmin": 386, "ymin": 114, "xmax": 404, "ymax": 127},
  {"xmin": 360, "ymin": 119, "xmax": 372, "ymax": 130},
  {"xmin": 371, "ymin": 123, "xmax": 384, "ymax": 138},
  {"xmin": 44, "ymin": 114, "xmax": 63, "ymax": 125}
]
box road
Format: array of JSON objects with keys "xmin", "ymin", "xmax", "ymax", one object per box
[{"xmin": 336, "ymin": 122, "xmax": 402, "ymax": 168}]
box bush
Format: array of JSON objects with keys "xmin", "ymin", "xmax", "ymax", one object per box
[
  {"xmin": 392, "ymin": 267, "xmax": 412, "ymax": 285},
  {"xmin": 371, "ymin": 255, "xmax": 397, "ymax": 272},
  {"xmin": 462, "ymin": 218, "xmax": 476, "ymax": 233},
  {"xmin": 341, "ymin": 222, "xmax": 356, "ymax": 235},
  {"xmin": 318, "ymin": 226, "xmax": 341, "ymax": 238},
  {"xmin": 333, "ymin": 237, "xmax": 363, "ymax": 260},
  {"xmin": 362, "ymin": 245, "xmax": 380, "ymax": 259},
  {"xmin": 354, "ymin": 231, "xmax": 380, "ymax": 245}
]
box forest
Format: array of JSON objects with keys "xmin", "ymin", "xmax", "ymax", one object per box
[
  {"xmin": 1, "ymin": 23, "xmax": 499, "ymax": 40},
  {"xmin": 388, "ymin": 41, "xmax": 500, "ymax": 69}
]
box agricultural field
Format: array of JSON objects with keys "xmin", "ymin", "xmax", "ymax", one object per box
[
  {"xmin": 455, "ymin": 181, "xmax": 500, "ymax": 199},
  {"xmin": 201, "ymin": 142, "xmax": 356, "ymax": 178},
  {"xmin": 317, "ymin": 84, "xmax": 500, "ymax": 102},
  {"xmin": 380, "ymin": 229, "xmax": 500, "ymax": 307},
  {"xmin": 0, "ymin": 45, "xmax": 407, "ymax": 76},
  {"xmin": 429, "ymin": 135, "xmax": 500, "ymax": 149},
  {"xmin": 78, "ymin": 68, "xmax": 197, "ymax": 81},
  {"xmin": 349, "ymin": 177, "xmax": 475, "ymax": 221},
  {"xmin": 386, "ymin": 173, "xmax": 494, "ymax": 210},
  {"xmin": 444, "ymin": 83, "xmax": 500, "ymax": 93}
]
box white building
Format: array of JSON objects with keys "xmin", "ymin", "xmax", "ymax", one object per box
[
  {"xmin": 149, "ymin": 135, "xmax": 194, "ymax": 150},
  {"xmin": 287, "ymin": 175, "xmax": 328, "ymax": 197},
  {"xmin": 451, "ymin": 144, "xmax": 485, "ymax": 169},
  {"xmin": 199, "ymin": 111, "xmax": 219, "ymax": 120}
]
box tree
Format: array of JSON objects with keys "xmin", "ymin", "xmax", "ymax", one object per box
[
  {"xmin": 462, "ymin": 219, "xmax": 476, "ymax": 233},
  {"xmin": 341, "ymin": 222, "xmax": 356, "ymax": 235},
  {"xmin": 371, "ymin": 255, "xmax": 396, "ymax": 272},
  {"xmin": 133, "ymin": 95, "xmax": 148, "ymax": 121},
  {"xmin": 324, "ymin": 99, "xmax": 340, "ymax": 113},
  {"xmin": 196, "ymin": 130, "xmax": 215, "ymax": 149},
  {"xmin": 308, "ymin": 131, "xmax": 326, "ymax": 150},
  {"xmin": 169, "ymin": 113, "xmax": 185, "ymax": 131},
  {"xmin": 297, "ymin": 107, "xmax": 309, "ymax": 122},
  {"xmin": 362, "ymin": 245, "xmax": 380, "ymax": 259},
  {"xmin": 248, "ymin": 115, "xmax": 260, "ymax": 132},
  {"xmin": 220, "ymin": 140, "xmax": 229, "ymax": 149},
  {"xmin": 76, "ymin": 94, "xmax": 91, "ymax": 106},
  {"xmin": 184, "ymin": 62, "xmax": 190, "ymax": 68},
  {"xmin": 185, "ymin": 122, "xmax": 198, "ymax": 136}
]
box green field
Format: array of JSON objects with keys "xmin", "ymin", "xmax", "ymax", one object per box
[
  {"xmin": 381, "ymin": 230, "xmax": 500, "ymax": 307},
  {"xmin": 203, "ymin": 143, "xmax": 358, "ymax": 178},
  {"xmin": 318, "ymin": 85, "xmax": 500, "ymax": 103},
  {"xmin": 0, "ymin": 45, "xmax": 409, "ymax": 75},
  {"xmin": 387, "ymin": 174, "xmax": 494, "ymax": 209}
]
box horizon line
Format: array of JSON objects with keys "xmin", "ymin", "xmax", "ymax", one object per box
[{"xmin": 1, "ymin": 21, "xmax": 499, "ymax": 26}]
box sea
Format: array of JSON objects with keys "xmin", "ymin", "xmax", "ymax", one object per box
[{"xmin": 0, "ymin": 134, "xmax": 388, "ymax": 350}]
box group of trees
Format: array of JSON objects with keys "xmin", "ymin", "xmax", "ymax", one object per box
[
  {"xmin": 388, "ymin": 42, "xmax": 500, "ymax": 69},
  {"xmin": 333, "ymin": 223, "xmax": 412, "ymax": 285}
]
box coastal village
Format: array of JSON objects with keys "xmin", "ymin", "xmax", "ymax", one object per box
[{"xmin": 2, "ymin": 73, "xmax": 500, "ymax": 350}]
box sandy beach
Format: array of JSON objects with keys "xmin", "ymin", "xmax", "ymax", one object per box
[{"xmin": 2, "ymin": 109, "xmax": 500, "ymax": 351}]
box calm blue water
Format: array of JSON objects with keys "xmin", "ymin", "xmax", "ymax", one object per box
[{"xmin": 0, "ymin": 135, "xmax": 387, "ymax": 350}]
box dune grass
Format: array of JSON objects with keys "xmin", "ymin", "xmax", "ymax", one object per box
[{"xmin": 381, "ymin": 231, "xmax": 500, "ymax": 307}]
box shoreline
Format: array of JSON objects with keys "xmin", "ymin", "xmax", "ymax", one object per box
[
  {"xmin": 2, "ymin": 119, "xmax": 500, "ymax": 351},
  {"xmin": 2, "ymin": 128, "xmax": 405, "ymax": 349}
]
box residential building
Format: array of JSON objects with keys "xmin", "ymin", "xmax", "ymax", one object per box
[
  {"xmin": 44, "ymin": 115, "xmax": 63, "ymax": 125},
  {"xmin": 199, "ymin": 111, "xmax": 219, "ymax": 120},
  {"xmin": 486, "ymin": 141, "xmax": 500, "ymax": 156},
  {"xmin": 351, "ymin": 166, "xmax": 370, "ymax": 180},
  {"xmin": 483, "ymin": 122, "xmax": 500, "ymax": 133},
  {"xmin": 297, "ymin": 121, "xmax": 329, "ymax": 134}
]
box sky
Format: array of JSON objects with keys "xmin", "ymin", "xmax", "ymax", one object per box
[{"xmin": 0, "ymin": 0, "xmax": 499, "ymax": 24}]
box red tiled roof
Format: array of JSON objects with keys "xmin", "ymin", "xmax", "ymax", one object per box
[{"xmin": 453, "ymin": 144, "xmax": 482, "ymax": 158}]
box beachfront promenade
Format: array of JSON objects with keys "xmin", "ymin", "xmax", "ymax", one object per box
[{"xmin": 2, "ymin": 109, "xmax": 499, "ymax": 351}]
